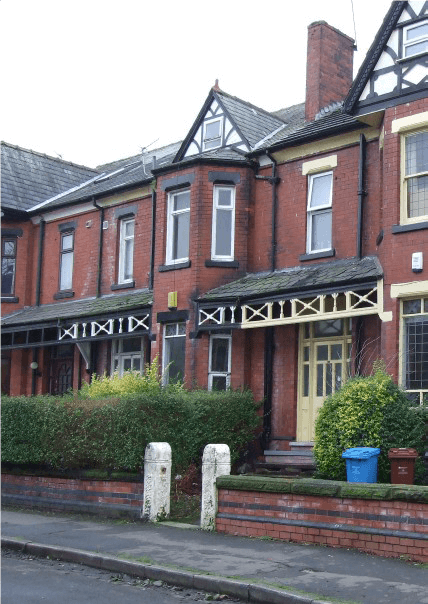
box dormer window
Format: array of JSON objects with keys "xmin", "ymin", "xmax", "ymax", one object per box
[
  {"xmin": 403, "ymin": 19, "xmax": 428, "ymax": 58},
  {"xmin": 203, "ymin": 118, "xmax": 222, "ymax": 151}
]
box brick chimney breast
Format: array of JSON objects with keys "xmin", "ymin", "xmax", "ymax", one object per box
[{"xmin": 305, "ymin": 21, "xmax": 355, "ymax": 122}]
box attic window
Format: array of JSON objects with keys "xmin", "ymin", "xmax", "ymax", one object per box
[
  {"xmin": 403, "ymin": 19, "xmax": 428, "ymax": 58},
  {"xmin": 203, "ymin": 118, "xmax": 222, "ymax": 151}
]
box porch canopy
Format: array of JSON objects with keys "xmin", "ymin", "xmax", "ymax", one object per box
[
  {"xmin": 197, "ymin": 257, "xmax": 385, "ymax": 332},
  {"xmin": 1, "ymin": 289, "xmax": 153, "ymax": 350}
]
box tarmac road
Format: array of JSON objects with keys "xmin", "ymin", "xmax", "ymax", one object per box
[
  {"xmin": 2, "ymin": 509, "xmax": 428, "ymax": 604},
  {"xmin": 2, "ymin": 549, "xmax": 240, "ymax": 604}
]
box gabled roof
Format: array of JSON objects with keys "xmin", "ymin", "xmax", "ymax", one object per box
[
  {"xmin": 28, "ymin": 141, "xmax": 181, "ymax": 212},
  {"xmin": 173, "ymin": 88, "xmax": 287, "ymax": 163},
  {"xmin": 1, "ymin": 289, "xmax": 153, "ymax": 328},
  {"xmin": 1, "ymin": 142, "xmax": 99, "ymax": 213},
  {"xmin": 344, "ymin": 1, "xmax": 425, "ymax": 115},
  {"xmin": 199, "ymin": 257, "xmax": 383, "ymax": 304}
]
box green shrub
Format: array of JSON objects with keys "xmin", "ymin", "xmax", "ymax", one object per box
[
  {"xmin": 79, "ymin": 356, "xmax": 179, "ymax": 398},
  {"xmin": 1, "ymin": 388, "xmax": 261, "ymax": 474},
  {"xmin": 313, "ymin": 371, "xmax": 426, "ymax": 483}
]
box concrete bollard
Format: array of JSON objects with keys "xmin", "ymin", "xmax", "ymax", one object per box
[
  {"xmin": 142, "ymin": 442, "xmax": 171, "ymax": 521},
  {"xmin": 201, "ymin": 444, "xmax": 231, "ymax": 530}
]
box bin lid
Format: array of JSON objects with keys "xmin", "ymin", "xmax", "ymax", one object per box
[
  {"xmin": 387, "ymin": 448, "xmax": 418, "ymax": 459},
  {"xmin": 342, "ymin": 447, "xmax": 380, "ymax": 459}
]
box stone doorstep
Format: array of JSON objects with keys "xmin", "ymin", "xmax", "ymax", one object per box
[{"xmin": 290, "ymin": 442, "xmax": 314, "ymax": 453}]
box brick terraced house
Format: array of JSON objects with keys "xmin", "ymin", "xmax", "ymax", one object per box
[{"xmin": 2, "ymin": 1, "xmax": 427, "ymax": 467}]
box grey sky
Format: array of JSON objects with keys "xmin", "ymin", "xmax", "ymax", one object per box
[{"xmin": 1, "ymin": 0, "xmax": 392, "ymax": 168}]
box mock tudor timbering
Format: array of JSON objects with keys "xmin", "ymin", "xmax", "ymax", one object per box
[{"xmin": 2, "ymin": 2, "xmax": 428, "ymax": 451}]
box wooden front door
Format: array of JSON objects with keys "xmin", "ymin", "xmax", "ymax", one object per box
[
  {"xmin": 50, "ymin": 345, "xmax": 74, "ymax": 395},
  {"xmin": 297, "ymin": 320, "xmax": 351, "ymax": 441}
]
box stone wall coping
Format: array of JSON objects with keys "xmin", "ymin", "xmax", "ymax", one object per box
[{"xmin": 216, "ymin": 475, "xmax": 428, "ymax": 503}]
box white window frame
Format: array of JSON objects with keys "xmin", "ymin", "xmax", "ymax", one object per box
[
  {"xmin": 162, "ymin": 322, "xmax": 186, "ymax": 384},
  {"xmin": 203, "ymin": 118, "xmax": 223, "ymax": 151},
  {"xmin": 118, "ymin": 217, "xmax": 135, "ymax": 283},
  {"xmin": 211, "ymin": 185, "xmax": 235, "ymax": 261},
  {"xmin": 208, "ymin": 334, "xmax": 231, "ymax": 391},
  {"xmin": 403, "ymin": 19, "xmax": 428, "ymax": 58},
  {"xmin": 166, "ymin": 189, "xmax": 190, "ymax": 265},
  {"xmin": 306, "ymin": 171, "xmax": 333, "ymax": 254},
  {"xmin": 400, "ymin": 129, "xmax": 428, "ymax": 224},
  {"xmin": 111, "ymin": 337, "xmax": 144, "ymax": 376},
  {"xmin": 59, "ymin": 231, "xmax": 74, "ymax": 291}
]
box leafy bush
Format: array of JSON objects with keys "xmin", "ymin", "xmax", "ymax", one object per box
[
  {"xmin": 313, "ymin": 371, "xmax": 426, "ymax": 483},
  {"xmin": 79, "ymin": 356, "xmax": 179, "ymax": 398},
  {"xmin": 1, "ymin": 388, "xmax": 261, "ymax": 474}
]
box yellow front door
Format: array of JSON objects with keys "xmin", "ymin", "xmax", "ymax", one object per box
[{"xmin": 297, "ymin": 320, "xmax": 351, "ymax": 441}]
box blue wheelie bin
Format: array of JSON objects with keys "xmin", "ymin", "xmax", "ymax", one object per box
[{"xmin": 342, "ymin": 447, "xmax": 380, "ymax": 483}]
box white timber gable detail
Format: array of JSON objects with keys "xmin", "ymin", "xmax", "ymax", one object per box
[
  {"xmin": 184, "ymin": 98, "xmax": 248, "ymax": 158},
  {"xmin": 358, "ymin": 1, "xmax": 427, "ymax": 106}
]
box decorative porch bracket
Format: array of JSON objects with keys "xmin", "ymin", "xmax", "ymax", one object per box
[
  {"xmin": 58, "ymin": 313, "xmax": 150, "ymax": 341},
  {"xmin": 198, "ymin": 280, "xmax": 392, "ymax": 330}
]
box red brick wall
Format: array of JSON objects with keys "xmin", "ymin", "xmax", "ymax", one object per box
[
  {"xmin": 2, "ymin": 474, "xmax": 144, "ymax": 518},
  {"xmin": 217, "ymin": 487, "xmax": 428, "ymax": 562}
]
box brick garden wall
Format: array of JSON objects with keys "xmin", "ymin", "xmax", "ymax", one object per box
[
  {"xmin": 216, "ymin": 477, "xmax": 428, "ymax": 563},
  {"xmin": 2, "ymin": 474, "xmax": 144, "ymax": 519}
]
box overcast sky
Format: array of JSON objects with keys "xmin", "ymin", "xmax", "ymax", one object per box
[{"xmin": 2, "ymin": 0, "xmax": 393, "ymax": 168}]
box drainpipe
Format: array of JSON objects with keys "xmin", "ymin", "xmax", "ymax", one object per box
[
  {"xmin": 262, "ymin": 327, "xmax": 274, "ymax": 450},
  {"xmin": 149, "ymin": 186, "xmax": 156, "ymax": 291},
  {"xmin": 35, "ymin": 218, "xmax": 45, "ymax": 306},
  {"xmin": 357, "ymin": 134, "xmax": 367, "ymax": 259},
  {"xmin": 255, "ymin": 152, "xmax": 280, "ymax": 450},
  {"xmin": 33, "ymin": 218, "xmax": 45, "ymax": 394},
  {"xmin": 266, "ymin": 152, "xmax": 279, "ymax": 273},
  {"xmin": 94, "ymin": 199, "xmax": 104, "ymax": 298},
  {"xmin": 254, "ymin": 152, "xmax": 280, "ymax": 272}
]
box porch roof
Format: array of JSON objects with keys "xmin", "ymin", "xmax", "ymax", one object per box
[
  {"xmin": 199, "ymin": 257, "xmax": 383, "ymax": 304},
  {"xmin": 1, "ymin": 289, "xmax": 153, "ymax": 329}
]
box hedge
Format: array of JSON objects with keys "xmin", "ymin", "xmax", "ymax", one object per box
[{"xmin": 1, "ymin": 389, "xmax": 261, "ymax": 474}]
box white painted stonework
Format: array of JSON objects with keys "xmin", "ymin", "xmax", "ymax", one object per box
[
  {"xmin": 201, "ymin": 444, "xmax": 231, "ymax": 530},
  {"xmin": 142, "ymin": 442, "xmax": 171, "ymax": 521}
]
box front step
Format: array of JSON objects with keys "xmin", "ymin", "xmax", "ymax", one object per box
[{"xmin": 255, "ymin": 442, "xmax": 316, "ymax": 476}]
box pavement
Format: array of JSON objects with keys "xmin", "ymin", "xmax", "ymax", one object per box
[{"xmin": 2, "ymin": 509, "xmax": 428, "ymax": 604}]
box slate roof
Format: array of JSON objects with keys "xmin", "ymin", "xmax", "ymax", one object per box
[
  {"xmin": 199, "ymin": 257, "xmax": 383, "ymax": 303},
  {"xmin": 1, "ymin": 142, "xmax": 98, "ymax": 212},
  {"xmin": 1, "ymin": 289, "xmax": 153, "ymax": 328},
  {"xmin": 264, "ymin": 105, "xmax": 364, "ymax": 151},
  {"xmin": 217, "ymin": 90, "xmax": 286, "ymax": 148},
  {"xmin": 29, "ymin": 141, "xmax": 181, "ymax": 212}
]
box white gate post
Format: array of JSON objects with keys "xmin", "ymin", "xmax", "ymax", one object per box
[
  {"xmin": 142, "ymin": 442, "xmax": 171, "ymax": 521},
  {"xmin": 201, "ymin": 444, "xmax": 231, "ymax": 530}
]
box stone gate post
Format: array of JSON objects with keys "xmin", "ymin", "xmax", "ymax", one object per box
[
  {"xmin": 142, "ymin": 442, "xmax": 171, "ymax": 521},
  {"xmin": 201, "ymin": 444, "xmax": 231, "ymax": 530}
]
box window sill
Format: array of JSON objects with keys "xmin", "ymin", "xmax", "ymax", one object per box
[
  {"xmin": 396, "ymin": 51, "xmax": 428, "ymax": 64},
  {"xmin": 300, "ymin": 249, "xmax": 335, "ymax": 262},
  {"xmin": 205, "ymin": 260, "xmax": 239, "ymax": 268},
  {"xmin": 111, "ymin": 281, "xmax": 135, "ymax": 290},
  {"xmin": 159, "ymin": 261, "xmax": 191, "ymax": 272},
  {"xmin": 392, "ymin": 221, "xmax": 428, "ymax": 234},
  {"xmin": 54, "ymin": 290, "xmax": 75, "ymax": 300},
  {"xmin": 1, "ymin": 296, "xmax": 19, "ymax": 303}
]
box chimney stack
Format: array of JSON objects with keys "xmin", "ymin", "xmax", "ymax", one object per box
[{"xmin": 305, "ymin": 21, "xmax": 355, "ymax": 122}]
